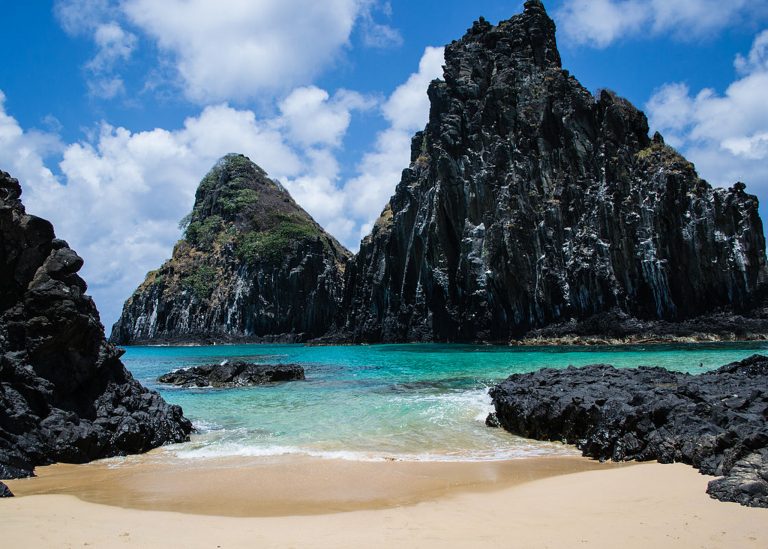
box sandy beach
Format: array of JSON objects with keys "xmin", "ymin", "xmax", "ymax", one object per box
[{"xmin": 3, "ymin": 454, "xmax": 767, "ymax": 548}]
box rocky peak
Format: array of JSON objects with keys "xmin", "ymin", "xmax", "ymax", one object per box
[
  {"xmin": 338, "ymin": 3, "xmax": 767, "ymax": 343},
  {"xmin": 187, "ymin": 153, "xmax": 289, "ymax": 229},
  {"xmin": 111, "ymin": 155, "xmax": 351, "ymax": 344}
]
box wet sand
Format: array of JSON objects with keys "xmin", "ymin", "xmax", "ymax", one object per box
[
  {"xmin": 3, "ymin": 450, "xmax": 612, "ymax": 516},
  {"xmin": 3, "ymin": 455, "xmax": 767, "ymax": 548}
]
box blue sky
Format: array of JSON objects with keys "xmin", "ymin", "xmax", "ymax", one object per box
[{"xmin": 1, "ymin": 0, "xmax": 767, "ymax": 330}]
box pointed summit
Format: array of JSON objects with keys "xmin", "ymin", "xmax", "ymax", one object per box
[
  {"xmin": 111, "ymin": 155, "xmax": 351, "ymax": 344},
  {"xmin": 339, "ymin": 2, "xmax": 766, "ymax": 343}
]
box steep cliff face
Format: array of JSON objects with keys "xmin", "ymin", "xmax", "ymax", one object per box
[
  {"xmin": 339, "ymin": 0, "xmax": 767, "ymax": 343},
  {"xmin": 0, "ymin": 171, "xmax": 191, "ymax": 479},
  {"xmin": 111, "ymin": 154, "xmax": 350, "ymax": 344}
]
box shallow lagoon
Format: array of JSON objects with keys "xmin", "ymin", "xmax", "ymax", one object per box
[{"xmin": 123, "ymin": 342, "xmax": 768, "ymax": 462}]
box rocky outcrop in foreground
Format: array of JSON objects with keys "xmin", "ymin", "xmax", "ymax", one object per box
[
  {"xmin": 0, "ymin": 171, "xmax": 192, "ymax": 479},
  {"xmin": 111, "ymin": 154, "xmax": 350, "ymax": 345},
  {"xmin": 489, "ymin": 355, "xmax": 768, "ymax": 507},
  {"xmin": 158, "ymin": 362, "xmax": 305, "ymax": 388},
  {"xmin": 338, "ymin": 0, "xmax": 766, "ymax": 343}
]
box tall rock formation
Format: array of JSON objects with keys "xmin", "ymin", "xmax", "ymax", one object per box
[
  {"xmin": 339, "ymin": 0, "xmax": 767, "ymax": 342},
  {"xmin": 111, "ymin": 154, "xmax": 350, "ymax": 344},
  {"xmin": 0, "ymin": 171, "xmax": 191, "ymax": 479}
]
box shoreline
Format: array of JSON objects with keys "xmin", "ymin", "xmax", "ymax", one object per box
[
  {"xmin": 4, "ymin": 452, "xmax": 611, "ymax": 517},
  {"xmin": 3, "ymin": 457, "xmax": 767, "ymax": 548},
  {"xmin": 117, "ymin": 336, "xmax": 768, "ymax": 348}
]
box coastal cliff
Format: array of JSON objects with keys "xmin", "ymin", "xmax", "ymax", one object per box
[
  {"xmin": 111, "ymin": 154, "xmax": 350, "ymax": 344},
  {"xmin": 0, "ymin": 171, "xmax": 191, "ymax": 479},
  {"xmin": 337, "ymin": 0, "xmax": 767, "ymax": 343}
]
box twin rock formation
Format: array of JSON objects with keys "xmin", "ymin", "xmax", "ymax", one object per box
[{"xmin": 113, "ymin": 0, "xmax": 766, "ymax": 345}]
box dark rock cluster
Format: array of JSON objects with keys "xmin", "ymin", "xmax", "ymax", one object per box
[
  {"xmin": 0, "ymin": 171, "xmax": 192, "ymax": 479},
  {"xmin": 158, "ymin": 361, "xmax": 305, "ymax": 388},
  {"xmin": 489, "ymin": 354, "xmax": 768, "ymax": 507},
  {"xmin": 337, "ymin": 1, "xmax": 766, "ymax": 343},
  {"xmin": 111, "ymin": 154, "xmax": 350, "ymax": 345}
]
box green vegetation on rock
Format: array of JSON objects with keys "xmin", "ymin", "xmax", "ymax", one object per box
[
  {"xmin": 220, "ymin": 188, "xmax": 259, "ymax": 215},
  {"xmin": 185, "ymin": 215, "xmax": 223, "ymax": 249},
  {"xmin": 236, "ymin": 215, "xmax": 320, "ymax": 263},
  {"xmin": 181, "ymin": 265, "xmax": 217, "ymax": 299}
]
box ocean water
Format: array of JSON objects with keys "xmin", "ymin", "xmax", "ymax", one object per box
[{"xmin": 123, "ymin": 342, "xmax": 768, "ymax": 462}]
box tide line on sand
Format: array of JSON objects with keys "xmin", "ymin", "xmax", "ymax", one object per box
[{"xmin": 2, "ymin": 456, "xmax": 768, "ymax": 548}]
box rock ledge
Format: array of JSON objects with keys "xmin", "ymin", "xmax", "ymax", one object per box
[
  {"xmin": 489, "ymin": 354, "xmax": 768, "ymax": 507},
  {"xmin": 158, "ymin": 362, "xmax": 305, "ymax": 388}
]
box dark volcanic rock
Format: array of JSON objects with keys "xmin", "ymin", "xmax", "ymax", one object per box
[
  {"xmin": 0, "ymin": 170, "xmax": 192, "ymax": 479},
  {"xmin": 111, "ymin": 154, "xmax": 351, "ymax": 345},
  {"xmin": 489, "ymin": 354, "xmax": 768, "ymax": 507},
  {"xmin": 158, "ymin": 361, "xmax": 305, "ymax": 388},
  {"xmin": 0, "ymin": 481, "xmax": 13, "ymax": 497},
  {"xmin": 338, "ymin": 1, "xmax": 766, "ymax": 343}
]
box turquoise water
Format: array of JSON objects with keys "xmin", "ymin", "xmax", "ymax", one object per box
[{"xmin": 123, "ymin": 342, "xmax": 768, "ymax": 462}]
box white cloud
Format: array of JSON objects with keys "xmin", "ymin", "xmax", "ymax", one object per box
[
  {"xmin": 87, "ymin": 77, "xmax": 126, "ymax": 99},
  {"xmin": 54, "ymin": 0, "xmax": 114, "ymax": 34},
  {"xmin": 557, "ymin": 0, "xmax": 765, "ymax": 48},
  {"xmin": 735, "ymin": 30, "xmax": 768, "ymax": 74},
  {"xmin": 54, "ymin": 0, "xmax": 406, "ymax": 103},
  {"xmin": 646, "ymin": 31, "xmax": 768, "ymax": 198},
  {"xmin": 86, "ymin": 23, "xmax": 137, "ymax": 72},
  {"xmin": 121, "ymin": 0, "xmax": 362, "ymax": 103},
  {"xmin": 556, "ymin": 0, "xmax": 647, "ymax": 48},
  {"xmin": 279, "ymin": 87, "xmax": 374, "ymax": 148}
]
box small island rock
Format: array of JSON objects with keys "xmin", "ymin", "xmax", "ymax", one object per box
[{"xmin": 158, "ymin": 362, "xmax": 305, "ymax": 388}]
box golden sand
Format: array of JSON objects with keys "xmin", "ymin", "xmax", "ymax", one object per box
[{"xmin": 2, "ymin": 454, "xmax": 767, "ymax": 548}]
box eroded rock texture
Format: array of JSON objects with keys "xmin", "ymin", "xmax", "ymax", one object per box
[
  {"xmin": 111, "ymin": 154, "xmax": 351, "ymax": 345},
  {"xmin": 339, "ymin": 0, "xmax": 766, "ymax": 343},
  {"xmin": 158, "ymin": 362, "xmax": 305, "ymax": 388},
  {"xmin": 489, "ymin": 354, "xmax": 768, "ymax": 507},
  {"xmin": 0, "ymin": 171, "xmax": 191, "ymax": 479}
]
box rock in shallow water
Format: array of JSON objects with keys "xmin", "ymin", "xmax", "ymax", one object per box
[
  {"xmin": 489, "ymin": 354, "xmax": 768, "ymax": 507},
  {"xmin": 158, "ymin": 362, "xmax": 305, "ymax": 388},
  {"xmin": 0, "ymin": 170, "xmax": 192, "ymax": 479}
]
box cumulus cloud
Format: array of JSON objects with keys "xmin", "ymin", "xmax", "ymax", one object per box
[
  {"xmin": 646, "ymin": 31, "xmax": 768, "ymax": 201},
  {"xmin": 121, "ymin": 0, "xmax": 361, "ymax": 103},
  {"xmin": 55, "ymin": 0, "xmax": 405, "ymax": 104},
  {"xmin": 279, "ymin": 87, "xmax": 375, "ymax": 148},
  {"xmin": 557, "ymin": 0, "xmax": 766, "ymax": 47},
  {"xmin": 86, "ymin": 22, "xmax": 137, "ymax": 72}
]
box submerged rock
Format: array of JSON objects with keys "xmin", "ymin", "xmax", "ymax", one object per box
[
  {"xmin": 0, "ymin": 171, "xmax": 192, "ymax": 479},
  {"xmin": 111, "ymin": 154, "xmax": 351, "ymax": 345},
  {"xmin": 158, "ymin": 362, "xmax": 305, "ymax": 388},
  {"xmin": 338, "ymin": 1, "xmax": 766, "ymax": 343},
  {"xmin": 489, "ymin": 354, "xmax": 768, "ymax": 507}
]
